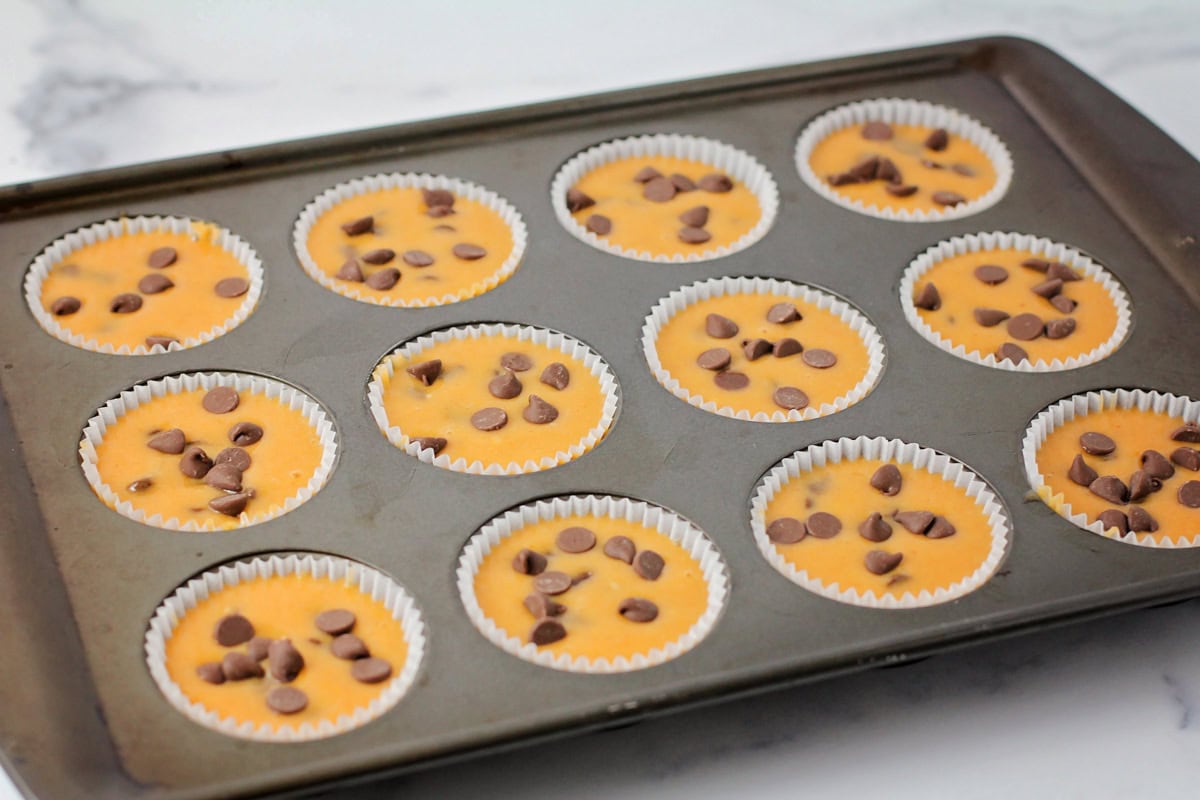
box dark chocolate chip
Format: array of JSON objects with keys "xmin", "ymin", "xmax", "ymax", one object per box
[
  {"xmin": 488, "ymin": 372, "xmax": 522, "ymax": 399},
  {"xmin": 315, "ymin": 609, "xmax": 356, "ymax": 635},
  {"xmin": 678, "ymin": 226, "xmax": 711, "ymax": 244},
  {"xmin": 1068, "ymin": 454, "xmax": 1099, "ymax": 487},
  {"xmin": 876, "ymin": 157, "xmax": 901, "ymax": 184},
  {"xmin": 267, "ymin": 639, "xmax": 305, "ymax": 682},
  {"xmin": 422, "ymin": 188, "xmax": 455, "ymax": 209},
  {"xmin": 203, "ymin": 386, "xmax": 240, "ymax": 414},
  {"xmin": 865, "ymin": 550, "xmax": 903, "ymax": 575},
  {"xmin": 705, "ymin": 313, "xmax": 739, "ymax": 338},
  {"xmin": 413, "ymin": 436, "xmax": 447, "ymax": 455},
  {"xmin": 698, "ymin": 173, "xmax": 734, "ymax": 193},
  {"xmin": 1098, "ymin": 509, "xmax": 1129, "ymax": 535},
  {"xmin": 586, "ymin": 214, "xmax": 612, "ymax": 235},
  {"xmin": 145, "ymin": 335, "xmax": 178, "ymax": 349},
  {"xmin": 557, "ymin": 526, "xmax": 596, "ymax": 554},
  {"xmin": 1080, "ymin": 432, "xmax": 1116, "ymax": 456},
  {"xmin": 204, "ymin": 463, "xmax": 243, "ymax": 492},
  {"xmin": 1046, "ymin": 262, "xmax": 1081, "ymax": 282},
  {"xmin": 1171, "ymin": 423, "xmax": 1200, "ymax": 442},
  {"xmin": 1045, "ymin": 318, "xmax": 1076, "ymax": 340},
  {"xmin": 870, "ymin": 464, "xmax": 903, "ymax": 496},
  {"xmin": 1006, "ymin": 313, "xmax": 1044, "ymax": 341},
  {"xmin": 1129, "ymin": 507, "xmax": 1159, "ymax": 533},
  {"xmin": 336, "ymin": 260, "xmax": 365, "ymax": 282},
  {"xmin": 1141, "ymin": 450, "xmax": 1175, "ymax": 480},
  {"xmin": 766, "ymin": 517, "xmax": 806, "ymax": 544},
  {"xmin": 859, "ymin": 512, "xmax": 893, "ymax": 542},
  {"xmin": 406, "ymin": 359, "xmax": 443, "ymax": 386},
  {"xmin": 643, "ymin": 176, "xmax": 677, "ymax": 202},
  {"xmin": 1089, "ymin": 475, "xmax": 1129, "ymax": 504},
  {"xmin": 512, "ymin": 549, "xmax": 548, "ymax": 576},
  {"xmin": 925, "ymin": 516, "xmax": 957, "ymax": 539},
  {"xmin": 179, "ymin": 447, "xmax": 214, "ymax": 478},
  {"xmin": 350, "ymin": 657, "xmax": 393, "ymax": 684},
  {"xmin": 266, "ymin": 686, "xmax": 308, "ymax": 715},
  {"xmin": 931, "ymin": 191, "xmax": 966, "ymax": 206},
  {"xmin": 848, "ymin": 156, "xmax": 880, "ymax": 181},
  {"xmin": 679, "ymin": 205, "xmax": 709, "ymax": 227},
  {"xmin": 603, "ymin": 535, "xmax": 636, "ymax": 563},
  {"xmin": 995, "ymin": 342, "xmax": 1029, "ymax": 364},
  {"xmin": 540, "ymin": 363, "xmax": 570, "ymax": 390},
  {"xmin": 148, "ymin": 428, "xmax": 186, "ymax": 454},
  {"xmin": 529, "ymin": 619, "xmax": 567, "ymax": 646},
  {"xmin": 1179, "ymin": 481, "xmax": 1200, "ymax": 508},
  {"xmin": 618, "ymin": 598, "xmax": 659, "ymax": 623},
  {"xmin": 214, "ymin": 277, "xmax": 249, "ymax": 298},
  {"xmin": 974, "ymin": 308, "xmax": 1010, "ymax": 327},
  {"xmin": 127, "ymin": 478, "xmax": 153, "ymax": 493},
  {"xmin": 247, "ymin": 637, "xmax": 272, "ymax": 661},
  {"xmin": 340, "ymin": 216, "xmax": 374, "ymax": 236},
  {"xmin": 137, "ymin": 273, "xmax": 174, "ymax": 294},
  {"xmin": 148, "ymin": 247, "xmax": 178, "ymax": 268},
  {"xmin": 951, "ymin": 164, "xmax": 976, "ymax": 177},
  {"xmin": 634, "ymin": 550, "xmax": 665, "ymax": 580},
  {"xmin": 364, "ymin": 267, "xmax": 401, "ymax": 290},
  {"xmin": 533, "ymin": 571, "xmax": 572, "ymax": 595},
  {"xmin": 766, "ymin": 302, "xmax": 801, "ymax": 324},
  {"xmin": 773, "ymin": 338, "xmax": 803, "ymax": 357},
  {"xmin": 1050, "ymin": 295, "xmax": 1078, "ymax": 314},
  {"xmin": 196, "ymin": 662, "xmax": 225, "ymax": 684},
  {"xmin": 669, "ymin": 173, "xmax": 696, "ymax": 192},
  {"xmin": 403, "ymin": 249, "xmax": 435, "ymax": 267},
  {"xmin": 633, "ymin": 166, "xmax": 663, "ymax": 183},
  {"xmin": 742, "ymin": 339, "xmax": 771, "ymax": 361},
  {"xmin": 500, "ymin": 352, "xmax": 534, "ymax": 372},
  {"xmin": 697, "ymin": 348, "xmax": 732, "ymax": 371},
  {"xmin": 924, "ymin": 128, "xmax": 949, "ymax": 150},
  {"xmin": 894, "ymin": 510, "xmax": 934, "ymax": 534},
  {"xmin": 209, "ymin": 492, "xmax": 251, "ymax": 517},
  {"xmin": 861, "ymin": 121, "xmax": 893, "ymax": 140},
  {"xmin": 523, "ymin": 593, "xmax": 566, "ymax": 619},
  {"xmin": 1128, "ymin": 469, "xmax": 1162, "ymax": 503},
  {"xmin": 566, "ymin": 187, "xmax": 595, "ymax": 212},
  {"xmin": 471, "ymin": 407, "xmax": 508, "ymax": 431},
  {"xmin": 802, "ymin": 349, "xmax": 837, "ymax": 369},
  {"xmin": 885, "ymin": 184, "xmax": 919, "ymax": 197},
  {"xmin": 773, "ymin": 386, "xmax": 808, "ymax": 411},
  {"xmin": 426, "ymin": 205, "xmax": 455, "ymax": 218},
  {"xmin": 974, "ymin": 265, "xmax": 1009, "ymax": 285},
  {"xmin": 806, "ymin": 512, "xmax": 842, "ymax": 539},
  {"xmin": 523, "ymin": 395, "xmax": 559, "ymax": 425},
  {"xmin": 714, "ymin": 371, "xmax": 749, "ymax": 390},
  {"xmin": 828, "ymin": 172, "xmax": 861, "ymax": 186},
  {"xmin": 228, "ymin": 421, "xmax": 264, "ymax": 447},
  {"xmin": 222, "ymin": 651, "xmax": 264, "ymax": 681},
  {"xmin": 1032, "ymin": 278, "xmax": 1064, "ymax": 299},
  {"xmin": 110, "ymin": 293, "xmax": 143, "ymax": 314},
  {"xmin": 1021, "ymin": 258, "xmax": 1051, "ymax": 272},
  {"xmin": 913, "ymin": 283, "xmax": 941, "ymax": 311},
  {"xmin": 214, "ymin": 614, "xmax": 255, "ymax": 647},
  {"xmin": 1171, "ymin": 447, "xmax": 1200, "ymax": 471},
  {"xmin": 50, "ymin": 296, "xmax": 81, "ymax": 315}
]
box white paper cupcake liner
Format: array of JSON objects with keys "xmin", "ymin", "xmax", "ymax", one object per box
[
  {"xmin": 457, "ymin": 494, "xmax": 729, "ymax": 673},
  {"xmin": 368, "ymin": 323, "xmax": 620, "ymax": 475},
  {"xmin": 79, "ymin": 371, "xmax": 338, "ymax": 531},
  {"xmin": 794, "ymin": 97, "xmax": 1013, "ymax": 222},
  {"xmin": 293, "ymin": 172, "xmax": 528, "ymax": 307},
  {"xmin": 899, "ymin": 231, "xmax": 1132, "ymax": 372},
  {"xmin": 145, "ymin": 552, "xmax": 426, "ymax": 742},
  {"xmin": 24, "ymin": 215, "xmax": 264, "ymax": 355},
  {"xmin": 641, "ymin": 276, "xmax": 886, "ymax": 422},
  {"xmin": 550, "ymin": 133, "xmax": 780, "ymax": 263},
  {"xmin": 750, "ymin": 436, "xmax": 1011, "ymax": 608},
  {"xmin": 1022, "ymin": 389, "xmax": 1200, "ymax": 548}
]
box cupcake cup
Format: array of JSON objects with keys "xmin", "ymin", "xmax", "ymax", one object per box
[
  {"xmin": 368, "ymin": 323, "xmax": 620, "ymax": 475},
  {"xmin": 642, "ymin": 276, "xmax": 886, "ymax": 422},
  {"xmin": 24, "ymin": 215, "xmax": 264, "ymax": 355},
  {"xmin": 79, "ymin": 371, "xmax": 338, "ymax": 531},
  {"xmin": 795, "ymin": 97, "xmax": 1013, "ymax": 222},
  {"xmin": 550, "ymin": 133, "xmax": 780, "ymax": 263},
  {"xmin": 899, "ymin": 231, "xmax": 1132, "ymax": 372},
  {"xmin": 1022, "ymin": 388, "xmax": 1200, "ymax": 548},
  {"xmin": 457, "ymin": 494, "xmax": 729, "ymax": 673},
  {"xmin": 293, "ymin": 172, "xmax": 528, "ymax": 307},
  {"xmin": 751, "ymin": 436, "xmax": 1011, "ymax": 608},
  {"xmin": 145, "ymin": 552, "xmax": 426, "ymax": 742}
]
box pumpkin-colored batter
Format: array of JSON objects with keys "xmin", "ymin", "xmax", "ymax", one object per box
[
  {"xmin": 1034, "ymin": 407, "xmax": 1200, "ymax": 544},
  {"xmin": 92, "ymin": 388, "xmax": 325, "ymax": 530},
  {"xmin": 912, "ymin": 247, "xmax": 1119, "ymax": 365},
  {"xmin": 38, "ymin": 222, "xmax": 251, "ymax": 351},
  {"xmin": 809, "ymin": 123, "xmax": 996, "ymax": 214},
  {"xmin": 568, "ymin": 156, "xmax": 760, "ymax": 258},
  {"xmin": 764, "ymin": 458, "xmax": 997, "ymax": 599},
  {"xmin": 473, "ymin": 514, "xmax": 709, "ymax": 661},
  {"xmin": 653, "ymin": 292, "xmax": 872, "ymax": 416},
  {"xmin": 304, "ymin": 187, "xmax": 515, "ymax": 304},
  {"xmin": 165, "ymin": 572, "xmax": 409, "ymax": 729}
]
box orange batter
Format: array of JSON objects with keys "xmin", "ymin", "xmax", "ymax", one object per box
[
  {"xmin": 568, "ymin": 156, "xmax": 760, "ymax": 258},
  {"xmin": 473, "ymin": 514, "xmax": 709, "ymax": 661},
  {"xmin": 912, "ymin": 247, "xmax": 1119, "ymax": 365},
  {"xmin": 304, "ymin": 186, "xmax": 515, "ymax": 304},
  {"xmin": 764, "ymin": 458, "xmax": 997, "ymax": 599},
  {"xmin": 809, "ymin": 123, "xmax": 996, "ymax": 213},
  {"xmin": 166, "ymin": 572, "xmax": 409, "ymax": 729},
  {"xmin": 377, "ymin": 335, "xmax": 609, "ymax": 469},
  {"xmin": 38, "ymin": 222, "xmax": 251, "ymax": 351},
  {"xmin": 92, "ymin": 388, "xmax": 325, "ymax": 530},
  {"xmin": 1034, "ymin": 407, "xmax": 1200, "ymax": 544},
  {"xmin": 653, "ymin": 292, "xmax": 872, "ymax": 416}
]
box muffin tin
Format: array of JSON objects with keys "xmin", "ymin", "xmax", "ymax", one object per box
[{"xmin": 2, "ymin": 36, "xmax": 1199, "ymax": 799}]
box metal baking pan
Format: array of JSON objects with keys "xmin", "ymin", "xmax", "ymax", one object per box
[{"xmin": 2, "ymin": 35, "xmax": 1198, "ymax": 799}]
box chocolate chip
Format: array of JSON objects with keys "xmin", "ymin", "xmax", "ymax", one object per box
[
  {"xmin": 848, "ymin": 156, "xmax": 880, "ymax": 182},
  {"xmin": 643, "ymin": 176, "xmax": 677, "ymax": 202},
  {"xmin": 925, "ymin": 516, "xmax": 957, "ymax": 539},
  {"xmin": 179, "ymin": 447, "xmax": 214, "ymax": 478},
  {"xmin": 488, "ymin": 372, "xmax": 522, "ymax": 399},
  {"xmin": 802, "ymin": 349, "xmax": 837, "ymax": 369},
  {"xmin": 203, "ymin": 386, "xmax": 240, "ymax": 414},
  {"xmin": 1021, "ymin": 258, "xmax": 1050, "ymax": 272},
  {"xmin": 1098, "ymin": 509, "xmax": 1129, "ymax": 535},
  {"xmin": 1171, "ymin": 447, "xmax": 1200, "ymax": 471},
  {"xmin": 266, "ymin": 686, "xmax": 308, "ymax": 715},
  {"xmin": 618, "ymin": 598, "xmax": 659, "ymax": 623},
  {"xmin": 1068, "ymin": 454, "xmax": 1099, "ymax": 487},
  {"xmin": 1128, "ymin": 470, "xmax": 1162, "ymax": 503},
  {"xmin": 471, "ymin": 407, "xmax": 508, "ymax": 431},
  {"xmin": 110, "ymin": 293, "xmax": 142, "ymax": 314},
  {"xmin": 1080, "ymin": 432, "xmax": 1116, "ymax": 456},
  {"xmin": 870, "ymin": 464, "xmax": 903, "ymax": 496},
  {"xmin": 363, "ymin": 267, "xmax": 400, "ymax": 290},
  {"xmin": 413, "ymin": 436, "xmax": 447, "ymax": 455},
  {"xmin": 136, "ymin": 273, "xmax": 174, "ymax": 295},
  {"xmin": 520, "ymin": 593, "xmax": 565, "ymax": 620},
  {"xmin": 336, "ymin": 260, "xmax": 364, "ymax": 282},
  {"xmin": 247, "ymin": 637, "xmax": 272, "ymax": 661},
  {"xmin": 585, "ymin": 214, "xmax": 612, "ymax": 235},
  {"xmin": 315, "ymin": 609, "xmax": 356, "ymax": 635},
  {"xmin": 566, "ymin": 187, "xmax": 595, "ymax": 212},
  {"xmin": 1045, "ymin": 318, "xmax": 1076, "ymax": 340},
  {"xmin": 402, "ymin": 249, "xmax": 435, "ymax": 267},
  {"xmin": 500, "ymin": 352, "xmax": 533, "ymax": 372},
  {"xmin": 422, "ymin": 188, "xmax": 455, "ymax": 209},
  {"xmin": 885, "ymin": 184, "xmax": 919, "ymax": 197},
  {"xmin": 828, "ymin": 172, "xmax": 861, "ymax": 186},
  {"xmin": 669, "ymin": 173, "xmax": 696, "ymax": 192},
  {"xmin": 1046, "ymin": 262, "xmax": 1081, "ymax": 282},
  {"xmin": 1171, "ymin": 423, "xmax": 1200, "ymax": 442},
  {"xmin": 634, "ymin": 550, "xmax": 665, "ymax": 580},
  {"xmin": 214, "ymin": 277, "xmax": 249, "ymax": 298},
  {"xmin": 678, "ymin": 226, "xmax": 711, "ymax": 244},
  {"xmin": 127, "ymin": 478, "xmax": 153, "ymax": 493},
  {"xmin": 512, "ymin": 549, "xmax": 548, "ymax": 576},
  {"xmin": 714, "ymin": 371, "xmax": 749, "ymax": 390},
  {"xmin": 766, "ymin": 302, "xmax": 801, "ymax": 324},
  {"xmin": 951, "ymin": 164, "xmax": 976, "ymax": 177},
  {"xmin": 341, "ymin": 216, "xmax": 374, "ymax": 236},
  {"xmin": 351, "ymin": 657, "xmax": 393, "ymax": 684},
  {"xmin": 523, "ymin": 395, "xmax": 559, "ymax": 425},
  {"xmin": 773, "ymin": 387, "xmax": 809, "ymax": 410},
  {"xmin": 974, "ymin": 265, "xmax": 1009, "ymax": 285},
  {"xmin": 973, "ymin": 308, "xmax": 1010, "ymax": 327},
  {"xmin": 633, "ymin": 166, "xmax": 663, "ymax": 183},
  {"xmin": 862, "ymin": 121, "xmax": 893, "ymax": 140},
  {"xmin": 209, "ymin": 492, "xmax": 251, "ymax": 517},
  {"xmin": 222, "ymin": 651, "xmax": 263, "ymax": 681},
  {"xmin": 228, "ymin": 421, "xmax": 264, "ymax": 447},
  {"xmin": 859, "ymin": 512, "xmax": 893, "ymax": 542},
  {"xmin": 603, "ymin": 535, "xmax": 636, "ymax": 563},
  {"xmin": 148, "ymin": 428, "xmax": 186, "ymax": 454},
  {"xmin": 50, "ymin": 296, "xmax": 81, "ymax": 315},
  {"xmin": 204, "ymin": 463, "xmax": 243, "ymax": 492},
  {"xmin": 1179, "ymin": 481, "xmax": 1200, "ymax": 508},
  {"xmin": 931, "ymin": 191, "xmax": 966, "ymax": 206},
  {"xmin": 426, "ymin": 205, "xmax": 455, "ymax": 218},
  {"xmin": 697, "ymin": 348, "xmax": 732, "ymax": 371},
  {"xmin": 995, "ymin": 342, "xmax": 1029, "ymax": 364},
  {"xmin": 1050, "ymin": 295, "xmax": 1078, "ymax": 314},
  {"xmin": 1129, "ymin": 506, "xmax": 1159, "ymax": 533},
  {"xmin": 148, "ymin": 247, "xmax": 178, "ymax": 268},
  {"xmin": 865, "ymin": 550, "xmax": 903, "ymax": 575},
  {"xmin": 741, "ymin": 337, "xmax": 769, "ymax": 361},
  {"xmin": 1006, "ymin": 313, "xmax": 1044, "ymax": 341},
  {"xmin": 267, "ymin": 639, "xmax": 305, "ymax": 682},
  {"xmin": 894, "ymin": 510, "xmax": 934, "ymax": 534},
  {"xmin": 698, "ymin": 173, "xmax": 734, "ymax": 193},
  {"xmin": 773, "ymin": 338, "xmax": 803, "ymax": 357},
  {"xmin": 533, "ymin": 571, "xmax": 572, "ymax": 595},
  {"xmin": 705, "ymin": 313, "xmax": 738, "ymax": 338},
  {"xmin": 679, "ymin": 205, "xmax": 709, "ymax": 227},
  {"xmin": 806, "ymin": 512, "xmax": 842, "ymax": 539},
  {"xmin": 1089, "ymin": 475, "xmax": 1129, "ymax": 504},
  {"xmin": 540, "ymin": 362, "xmax": 570, "ymax": 390},
  {"xmin": 914, "ymin": 283, "xmax": 941, "ymax": 311},
  {"xmin": 196, "ymin": 662, "xmax": 225, "ymax": 684},
  {"xmin": 557, "ymin": 526, "xmax": 596, "ymax": 554},
  {"xmin": 145, "ymin": 335, "xmax": 178, "ymax": 349},
  {"xmin": 924, "ymin": 128, "xmax": 949, "ymax": 151},
  {"xmin": 1029, "ymin": 278, "xmax": 1063, "ymax": 300},
  {"xmin": 766, "ymin": 517, "xmax": 806, "ymax": 544},
  {"xmin": 877, "ymin": 157, "xmax": 901, "ymax": 184},
  {"xmin": 214, "ymin": 614, "xmax": 255, "ymax": 647},
  {"xmin": 1140, "ymin": 450, "xmax": 1176, "ymax": 480},
  {"xmin": 406, "ymin": 359, "xmax": 443, "ymax": 386},
  {"xmin": 529, "ymin": 619, "xmax": 567, "ymax": 646}
]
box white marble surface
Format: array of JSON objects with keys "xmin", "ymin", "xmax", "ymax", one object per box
[{"xmin": 2, "ymin": 1, "xmax": 1200, "ymax": 798}]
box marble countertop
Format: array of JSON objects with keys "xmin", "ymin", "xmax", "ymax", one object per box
[{"xmin": 2, "ymin": 1, "xmax": 1199, "ymax": 798}]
